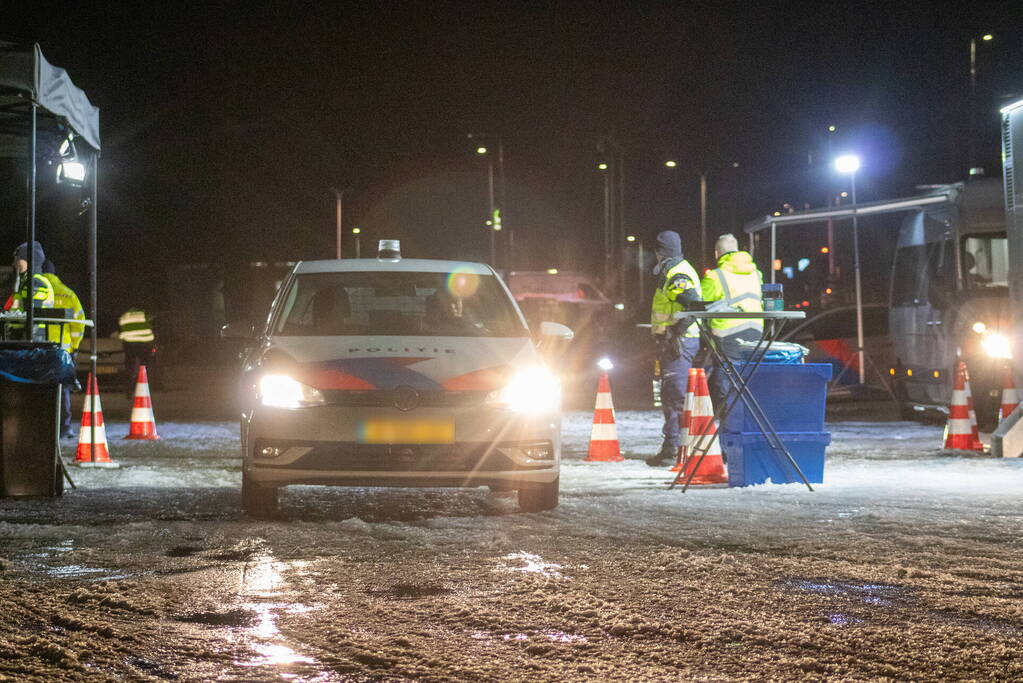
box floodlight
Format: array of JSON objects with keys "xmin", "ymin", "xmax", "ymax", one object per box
[{"xmin": 834, "ymin": 154, "xmax": 860, "ymax": 174}]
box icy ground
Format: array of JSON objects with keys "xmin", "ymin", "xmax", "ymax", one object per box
[{"xmin": 0, "ymin": 394, "xmax": 1021, "ymax": 681}]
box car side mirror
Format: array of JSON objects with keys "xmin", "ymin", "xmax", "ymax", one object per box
[
  {"xmin": 539, "ymin": 321, "xmax": 574, "ymax": 342},
  {"xmin": 220, "ymin": 321, "xmax": 255, "ymax": 342}
]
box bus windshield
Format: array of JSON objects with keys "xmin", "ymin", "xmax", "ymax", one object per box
[{"xmin": 962, "ymin": 235, "xmax": 1008, "ymax": 289}]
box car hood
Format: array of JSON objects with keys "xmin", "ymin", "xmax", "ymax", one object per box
[{"xmin": 266, "ymin": 335, "xmax": 538, "ymax": 392}]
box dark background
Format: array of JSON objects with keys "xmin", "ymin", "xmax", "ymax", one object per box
[{"xmin": 2, "ymin": 2, "xmax": 1021, "ymax": 337}]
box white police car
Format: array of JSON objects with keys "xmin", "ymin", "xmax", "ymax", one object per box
[{"xmin": 226, "ymin": 241, "xmax": 571, "ymax": 516}]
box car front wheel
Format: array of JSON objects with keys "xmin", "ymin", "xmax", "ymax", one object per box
[
  {"xmin": 242, "ymin": 470, "xmax": 279, "ymax": 518},
  {"xmin": 517, "ymin": 476, "xmax": 559, "ymax": 512}
]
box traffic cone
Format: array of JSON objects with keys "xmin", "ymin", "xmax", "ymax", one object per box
[
  {"xmin": 999, "ymin": 365, "xmax": 1019, "ymax": 423},
  {"xmin": 679, "ymin": 368, "xmax": 728, "ymax": 484},
  {"xmin": 942, "ymin": 361, "xmax": 983, "ymax": 451},
  {"xmin": 125, "ymin": 365, "xmax": 160, "ymax": 440},
  {"xmin": 671, "ymin": 369, "xmax": 699, "ymax": 472},
  {"xmin": 76, "ymin": 374, "xmax": 117, "ymax": 468},
  {"xmin": 585, "ymin": 371, "xmax": 623, "ymax": 462}
]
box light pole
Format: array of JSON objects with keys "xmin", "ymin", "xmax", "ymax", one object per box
[
  {"xmin": 470, "ymin": 135, "xmax": 504, "ymax": 268},
  {"xmin": 968, "ymin": 33, "xmax": 994, "ymax": 173},
  {"xmin": 835, "ymin": 153, "xmax": 864, "ymax": 384},
  {"xmin": 331, "ymin": 188, "xmax": 344, "ymax": 259},
  {"xmin": 667, "ymin": 161, "xmax": 739, "ymax": 265},
  {"xmin": 598, "ymin": 162, "xmax": 611, "ymax": 286},
  {"xmin": 352, "ymin": 227, "xmax": 362, "ymax": 258}
]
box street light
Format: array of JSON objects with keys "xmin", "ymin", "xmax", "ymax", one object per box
[
  {"xmin": 969, "ymin": 33, "xmax": 994, "ymax": 172},
  {"xmin": 352, "ymin": 227, "xmax": 362, "ymax": 258},
  {"xmin": 469, "ymin": 134, "xmax": 504, "ymax": 267},
  {"xmin": 834, "ymin": 153, "xmax": 865, "ymax": 384}
]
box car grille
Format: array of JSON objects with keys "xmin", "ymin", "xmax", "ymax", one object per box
[
  {"xmin": 320, "ymin": 389, "xmax": 487, "ymax": 408},
  {"xmin": 254, "ymin": 439, "xmax": 549, "ymax": 472}
]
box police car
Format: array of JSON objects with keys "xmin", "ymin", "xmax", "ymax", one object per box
[{"xmin": 227, "ymin": 241, "xmax": 571, "ymax": 517}]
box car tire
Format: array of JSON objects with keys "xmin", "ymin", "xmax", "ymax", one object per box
[
  {"xmin": 242, "ymin": 470, "xmax": 279, "ymax": 518},
  {"xmin": 517, "ymin": 476, "xmax": 559, "ymax": 512}
]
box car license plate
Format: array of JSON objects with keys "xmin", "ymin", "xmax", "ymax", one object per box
[
  {"xmin": 358, "ymin": 419, "xmax": 455, "ymax": 444},
  {"xmin": 95, "ymin": 366, "xmax": 118, "ymax": 375}
]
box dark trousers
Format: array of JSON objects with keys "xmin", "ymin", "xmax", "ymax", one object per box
[
  {"xmin": 123, "ymin": 342, "xmax": 156, "ymax": 392},
  {"xmin": 660, "ymin": 338, "xmax": 701, "ymax": 454},
  {"xmin": 61, "ymin": 383, "xmax": 72, "ymax": 435}
]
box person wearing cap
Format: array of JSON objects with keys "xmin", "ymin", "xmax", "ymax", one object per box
[
  {"xmin": 701, "ymin": 233, "xmax": 764, "ymax": 400},
  {"xmin": 646, "ymin": 230, "xmax": 702, "ymax": 467}
]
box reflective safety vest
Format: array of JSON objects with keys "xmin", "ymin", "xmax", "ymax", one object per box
[
  {"xmin": 8, "ymin": 273, "xmax": 57, "ymax": 342},
  {"xmin": 700, "ymin": 251, "xmax": 764, "ymax": 337},
  {"xmin": 119, "ymin": 309, "xmax": 155, "ymax": 343},
  {"xmin": 44, "ymin": 273, "xmax": 87, "ymax": 352},
  {"xmin": 651, "ymin": 258, "xmax": 702, "ymax": 339}
]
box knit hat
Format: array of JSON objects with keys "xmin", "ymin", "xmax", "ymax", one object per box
[
  {"xmin": 655, "ymin": 231, "xmax": 682, "ymax": 260},
  {"xmin": 715, "ymin": 233, "xmax": 739, "ymax": 256}
]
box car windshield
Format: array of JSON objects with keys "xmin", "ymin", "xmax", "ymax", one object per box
[{"xmin": 274, "ymin": 270, "xmax": 528, "ymax": 337}]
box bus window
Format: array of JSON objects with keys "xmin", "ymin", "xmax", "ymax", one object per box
[
  {"xmin": 962, "ymin": 236, "xmax": 1008, "ymax": 288},
  {"xmin": 926, "ymin": 239, "xmax": 955, "ymax": 306}
]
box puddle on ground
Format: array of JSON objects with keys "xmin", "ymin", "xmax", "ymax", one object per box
[
  {"xmin": 16, "ymin": 539, "xmax": 130, "ymax": 581},
  {"xmin": 471, "ymin": 629, "xmax": 588, "ymax": 644},
  {"xmin": 788, "ymin": 579, "xmax": 905, "ymax": 607},
  {"xmin": 826, "ymin": 612, "xmax": 864, "ymax": 626},
  {"xmin": 501, "ymin": 552, "xmax": 565, "ymax": 579}
]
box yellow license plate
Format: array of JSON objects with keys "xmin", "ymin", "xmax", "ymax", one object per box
[
  {"xmin": 358, "ymin": 419, "xmax": 455, "ymax": 444},
  {"xmin": 95, "ymin": 366, "xmax": 119, "ymax": 374}
]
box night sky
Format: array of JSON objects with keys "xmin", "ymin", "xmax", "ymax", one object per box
[{"xmin": 3, "ymin": 2, "xmax": 1022, "ymax": 317}]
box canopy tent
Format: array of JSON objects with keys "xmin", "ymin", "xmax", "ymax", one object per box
[
  {"xmin": 0, "ymin": 41, "xmax": 100, "ymax": 450},
  {"xmin": 0, "ymin": 41, "xmax": 100, "ymax": 154}
]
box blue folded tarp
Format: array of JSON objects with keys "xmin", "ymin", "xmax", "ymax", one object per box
[{"xmin": 0, "ymin": 348, "xmax": 76, "ymax": 385}]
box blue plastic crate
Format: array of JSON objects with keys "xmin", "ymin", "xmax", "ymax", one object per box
[
  {"xmin": 718, "ymin": 363, "xmax": 832, "ymax": 434},
  {"xmin": 722, "ymin": 431, "xmax": 831, "ymax": 487}
]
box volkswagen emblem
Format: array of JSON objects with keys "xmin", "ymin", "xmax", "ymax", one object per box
[{"xmin": 392, "ymin": 385, "xmax": 420, "ymax": 412}]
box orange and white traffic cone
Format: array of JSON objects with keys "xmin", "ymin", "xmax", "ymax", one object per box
[
  {"xmin": 943, "ymin": 361, "xmax": 983, "ymax": 451},
  {"xmin": 999, "ymin": 365, "xmax": 1019, "ymax": 424},
  {"xmin": 671, "ymin": 369, "xmax": 699, "ymax": 472},
  {"xmin": 585, "ymin": 370, "xmax": 623, "ymax": 462},
  {"xmin": 679, "ymin": 368, "xmax": 728, "ymax": 484},
  {"xmin": 76, "ymin": 374, "xmax": 117, "ymax": 468},
  {"xmin": 125, "ymin": 365, "xmax": 160, "ymax": 440}
]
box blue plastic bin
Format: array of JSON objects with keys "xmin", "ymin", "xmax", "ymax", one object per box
[
  {"xmin": 722, "ymin": 431, "xmax": 831, "ymax": 487},
  {"xmin": 718, "ymin": 363, "xmax": 832, "ymax": 434}
]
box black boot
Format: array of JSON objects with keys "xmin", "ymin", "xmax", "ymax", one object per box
[{"xmin": 645, "ymin": 445, "xmax": 677, "ymax": 468}]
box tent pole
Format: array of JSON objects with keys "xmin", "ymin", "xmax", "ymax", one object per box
[
  {"xmin": 89, "ymin": 151, "xmax": 99, "ymax": 459},
  {"xmin": 27, "ymin": 103, "xmax": 37, "ymax": 333}
]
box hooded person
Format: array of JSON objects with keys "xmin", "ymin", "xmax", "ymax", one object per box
[
  {"xmin": 6, "ymin": 241, "xmax": 56, "ymax": 340},
  {"xmin": 646, "ymin": 230, "xmax": 703, "ymax": 467}
]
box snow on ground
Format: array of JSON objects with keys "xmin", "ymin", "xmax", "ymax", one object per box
[{"xmin": 1, "ymin": 401, "xmax": 1021, "ymax": 681}]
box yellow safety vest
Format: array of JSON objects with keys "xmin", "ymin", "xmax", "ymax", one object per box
[
  {"xmin": 651, "ymin": 258, "xmax": 702, "ymax": 339},
  {"xmin": 119, "ymin": 309, "xmax": 155, "ymax": 343},
  {"xmin": 9, "ymin": 273, "xmax": 57, "ymax": 343},
  {"xmin": 700, "ymin": 251, "xmax": 763, "ymax": 337},
  {"xmin": 44, "ymin": 273, "xmax": 87, "ymax": 352}
]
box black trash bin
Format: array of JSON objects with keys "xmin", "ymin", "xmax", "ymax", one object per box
[{"xmin": 0, "ymin": 344, "xmax": 74, "ymax": 498}]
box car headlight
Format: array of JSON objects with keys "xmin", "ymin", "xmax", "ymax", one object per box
[
  {"xmin": 258, "ymin": 374, "xmax": 326, "ymax": 408},
  {"xmin": 487, "ymin": 365, "xmax": 561, "ymax": 414},
  {"xmin": 980, "ymin": 333, "xmax": 1012, "ymax": 359}
]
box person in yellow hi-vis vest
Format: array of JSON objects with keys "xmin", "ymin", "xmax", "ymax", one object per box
[
  {"xmin": 700, "ymin": 233, "xmax": 764, "ymax": 404},
  {"xmin": 7, "ymin": 241, "xmax": 55, "ymax": 342},
  {"xmin": 118, "ymin": 306, "xmax": 157, "ymax": 396},
  {"xmin": 646, "ymin": 230, "xmax": 703, "ymax": 467}
]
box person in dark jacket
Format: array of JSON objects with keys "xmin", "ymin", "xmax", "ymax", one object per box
[{"xmin": 646, "ymin": 231, "xmax": 703, "ymax": 467}]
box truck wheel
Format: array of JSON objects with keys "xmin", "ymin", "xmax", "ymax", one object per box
[
  {"xmin": 242, "ymin": 470, "xmax": 279, "ymax": 519},
  {"xmin": 517, "ymin": 476, "xmax": 559, "ymax": 512}
]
